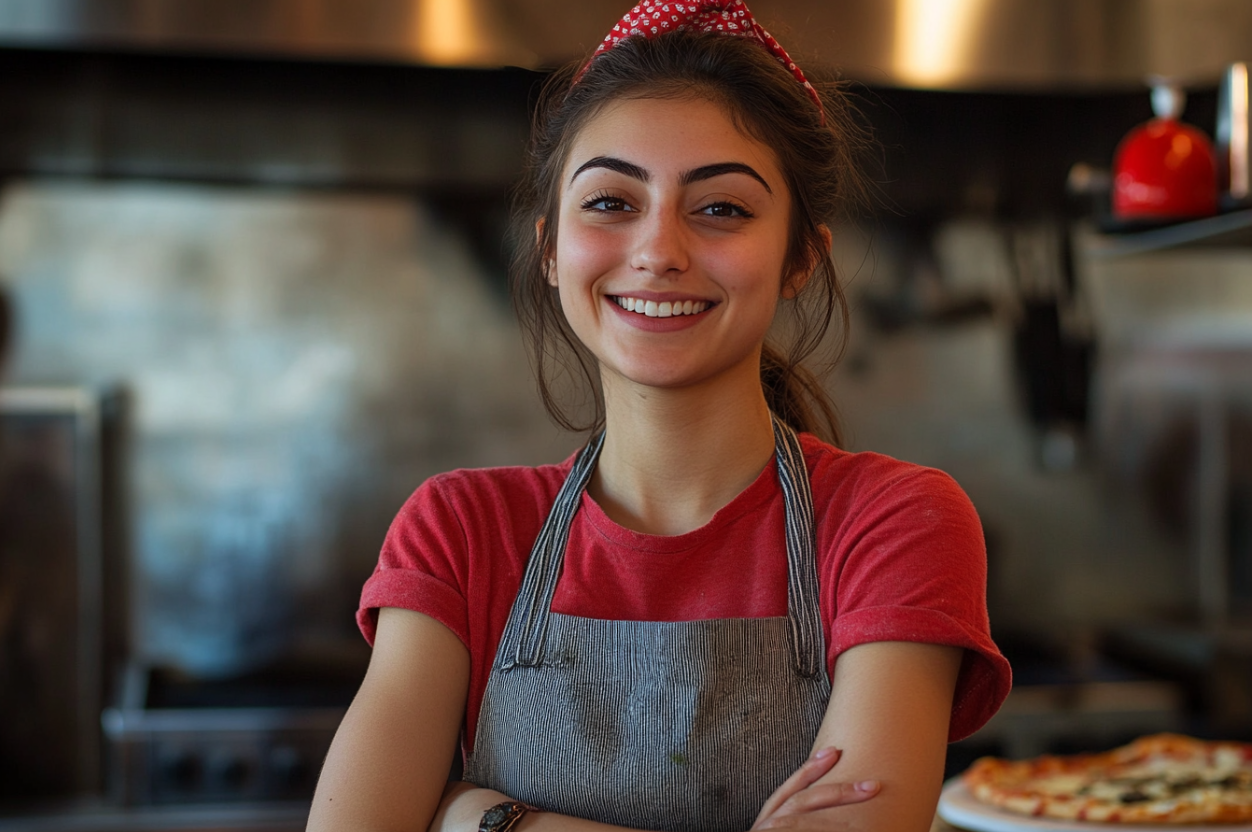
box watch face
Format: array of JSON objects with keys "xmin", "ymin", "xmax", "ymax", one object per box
[
  {"xmin": 481, "ymin": 802, "xmax": 524, "ymax": 832},
  {"xmin": 483, "ymin": 806, "xmax": 511, "ymax": 825}
]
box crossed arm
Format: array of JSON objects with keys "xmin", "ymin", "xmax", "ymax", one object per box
[{"xmin": 306, "ymin": 606, "xmax": 962, "ymax": 832}]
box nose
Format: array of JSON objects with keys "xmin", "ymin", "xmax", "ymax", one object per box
[{"xmin": 629, "ymin": 207, "xmax": 689, "ymax": 277}]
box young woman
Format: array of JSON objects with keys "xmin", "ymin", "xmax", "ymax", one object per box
[{"xmin": 308, "ymin": 3, "xmax": 1011, "ymax": 832}]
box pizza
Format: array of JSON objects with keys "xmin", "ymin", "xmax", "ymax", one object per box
[{"xmin": 962, "ymin": 734, "xmax": 1252, "ymax": 823}]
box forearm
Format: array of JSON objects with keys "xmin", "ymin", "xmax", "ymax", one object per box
[
  {"xmin": 437, "ymin": 784, "xmax": 654, "ymax": 832},
  {"xmin": 442, "ymin": 750, "xmax": 878, "ymax": 832},
  {"xmin": 445, "ymin": 791, "xmax": 876, "ymax": 832}
]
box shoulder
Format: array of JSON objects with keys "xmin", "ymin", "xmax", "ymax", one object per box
[
  {"xmin": 361, "ymin": 454, "xmax": 577, "ymax": 644},
  {"xmin": 413, "ymin": 459, "xmax": 572, "ymax": 515},
  {"xmin": 392, "ymin": 457, "xmax": 573, "ymax": 532},
  {"xmin": 799, "ymin": 433, "xmax": 976, "ymax": 523},
  {"xmin": 798, "ymin": 432, "xmax": 982, "ymax": 574},
  {"xmin": 378, "ymin": 454, "xmax": 576, "ymax": 575},
  {"xmin": 799, "ymin": 437, "xmax": 1010, "ymax": 740}
]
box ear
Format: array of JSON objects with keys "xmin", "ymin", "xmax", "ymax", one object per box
[
  {"xmin": 781, "ymin": 224, "xmax": 832, "ymax": 299},
  {"xmin": 536, "ymin": 218, "xmax": 558, "ymax": 287}
]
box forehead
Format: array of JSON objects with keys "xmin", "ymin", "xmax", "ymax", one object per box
[{"xmin": 563, "ymin": 96, "xmax": 784, "ymax": 185}]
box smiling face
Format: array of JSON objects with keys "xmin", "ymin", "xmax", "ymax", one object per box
[{"xmin": 551, "ymin": 95, "xmax": 798, "ymax": 397}]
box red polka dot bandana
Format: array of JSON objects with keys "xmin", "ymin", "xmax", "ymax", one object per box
[{"xmin": 581, "ymin": 0, "xmax": 824, "ymax": 122}]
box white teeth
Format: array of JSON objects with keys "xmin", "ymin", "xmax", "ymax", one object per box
[{"xmin": 613, "ymin": 296, "xmax": 709, "ymax": 318}]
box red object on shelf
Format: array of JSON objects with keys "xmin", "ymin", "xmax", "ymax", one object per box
[{"xmin": 1113, "ymin": 85, "xmax": 1218, "ymax": 221}]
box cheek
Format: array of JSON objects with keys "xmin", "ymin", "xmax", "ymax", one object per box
[
  {"xmin": 555, "ymin": 221, "xmax": 621, "ymax": 287},
  {"xmin": 552, "ymin": 222, "xmax": 616, "ymax": 331},
  {"xmin": 715, "ymin": 243, "xmax": 789, "ymax": 301}
]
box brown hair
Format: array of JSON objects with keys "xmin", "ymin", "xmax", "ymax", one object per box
[{"xmin": 510, "ymin": 30, "xmax": 874, "ymax": 446}]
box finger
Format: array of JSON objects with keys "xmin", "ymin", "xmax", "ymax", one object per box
[
  {"xmin": 777, "ymin": 779, "xmax": 880, "ymax": 817},
  {"xmin": 756, "ymin": 748, "xmax": 839, "ymax": 820},
  {"xmin": 755, "ymin": 783, "xmax": 880, "ymax": 831},
  {"xmin": 753, "ymin": 748, "xmax": 841, "ymax": 827},
  {"xmin": 754, "ymin": 750, "xmax": 837, "ymax": 826}
]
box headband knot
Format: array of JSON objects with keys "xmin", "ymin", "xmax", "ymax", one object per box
[{"xmin": 581, "ymin": 0, "xmax": 824, "ymax": 123}]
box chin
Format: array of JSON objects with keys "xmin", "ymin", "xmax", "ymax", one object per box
[{"xmin": 607, "ymin": 359, "xmax": 746, "ymax": 393}]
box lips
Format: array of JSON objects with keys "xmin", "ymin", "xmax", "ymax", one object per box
[{"xmin": 611, "ymin": 295, "xmax": 712, "ymax": 318}]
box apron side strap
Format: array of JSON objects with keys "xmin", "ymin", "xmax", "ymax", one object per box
[{"xmin": 772, "ymin": 418, "xmax": 826, "ymax": 680}]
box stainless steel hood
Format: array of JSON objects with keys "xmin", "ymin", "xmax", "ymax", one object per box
[{"xmin": 0, "ymin": 0, "xmax": 1249, "ymax": 90}]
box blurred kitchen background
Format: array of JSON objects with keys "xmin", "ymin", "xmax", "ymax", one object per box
[{"xmin": 2, "ymin": 0, "xmax": 1252, "ymax": 829}]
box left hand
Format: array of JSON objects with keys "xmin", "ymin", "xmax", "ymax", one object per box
[{"xmin": 752, "ymin": 748, "xmax": 881, "ymax": 831}]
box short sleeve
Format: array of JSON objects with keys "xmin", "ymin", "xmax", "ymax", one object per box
[
  {"xmin": 819, "ymin": 461, "xmax": 1011, "ymax": 741},
  {"xmin": 357, "ymin": 476, "xmax": 472, "ymax": 649}
]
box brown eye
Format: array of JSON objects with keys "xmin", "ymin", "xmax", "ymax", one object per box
[
  {"xmin": 581, "ymin": 194, "xmax": 633, "ymax": 212},
  {"xmin": 700, "ymin": 201, "xmax": 753, "ymax": 219}
]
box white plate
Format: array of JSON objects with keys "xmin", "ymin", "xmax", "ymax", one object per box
[{"xmin": 938, "ymin": 779, "xmax": 1252, "ymax": 832}]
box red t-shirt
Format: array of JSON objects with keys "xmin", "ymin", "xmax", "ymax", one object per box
[{"xmin": 359, "ymin": 433, "xmax": 1011, "ymax": 749}]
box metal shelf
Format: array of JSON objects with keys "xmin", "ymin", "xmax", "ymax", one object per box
[{"xmin": 1086, "ymin": 210, "xmax": 1252, "ymax": 259}]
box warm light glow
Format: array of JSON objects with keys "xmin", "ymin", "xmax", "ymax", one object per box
[
  {"xmin": 1231, "ymin": 63, "xmax": 1248, "ymax": 198},
  {"xmin": 893, "ymin": 0, "xmax": 990, "ymax": 86},
  {"xmin": 413, "ymin": 0, "xmax": 481, "ymax": 65}
]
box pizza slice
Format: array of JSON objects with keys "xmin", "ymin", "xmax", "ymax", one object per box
[{"xmin": 962, "ymin": 734, "xmax": 1252, "ymax": 823}]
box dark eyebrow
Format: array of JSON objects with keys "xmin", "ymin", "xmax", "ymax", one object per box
[
  {"xmin": 681, "ymin": 162, "xmax": 772, "ymax": 195},
  {"xmin": 569, "ymin": 157, "xmax": 773, "ymax": 195},
  {"xmin": 570, "ymin": 156, "xmax": 649, "ymax": 184}
]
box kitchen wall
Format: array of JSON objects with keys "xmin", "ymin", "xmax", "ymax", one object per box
[
  {"xmin": 829, "ymin": 221, "xmax": 1194, "ymax": 643},
  {"xmin": 0, "ymin": 180, "xmax": 576, "ymax": 676}
]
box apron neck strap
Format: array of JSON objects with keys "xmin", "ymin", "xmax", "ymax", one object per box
[
  {"xmin": 771, "ymin": 417, "xmax": 825, "ymax": 678},
  {"xmin": 500, "ymin": 417, "xmax": 825, "ymax": 678},
  {"xmin": 502, "ymin": 429, "xmax": 604, "ymax": 671}
]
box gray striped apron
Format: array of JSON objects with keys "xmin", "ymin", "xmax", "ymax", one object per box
[{"xmin": 463, "ymin": 418, "xmax": 832, "ymax": 832}]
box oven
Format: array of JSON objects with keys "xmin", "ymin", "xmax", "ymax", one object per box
[{"xmin": 101, "ymin": 659, "xmax": 357, "ymax": 806}]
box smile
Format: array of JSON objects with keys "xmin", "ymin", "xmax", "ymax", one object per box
[{"xmin": 611, "ymin": 296, "xmax": 711, "ymax": 318}]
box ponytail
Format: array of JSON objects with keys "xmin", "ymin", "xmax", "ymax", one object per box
[{"xmin": 760, "ymin": 344, "xmax": 841, "ymax": 447}]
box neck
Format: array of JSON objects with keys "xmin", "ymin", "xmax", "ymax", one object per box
[{"xmin": 588, "ymin": 365, "xmax": 778, "ymax": 536}]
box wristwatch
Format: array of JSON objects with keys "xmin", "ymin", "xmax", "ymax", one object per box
[{"xmin": 479, "ymin": 800, "xmax": 538, "ymax": 832}]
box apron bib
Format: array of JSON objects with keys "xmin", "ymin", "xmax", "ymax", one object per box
[{"xmin": 464, "ymin": 418, "xmax": 831, "ymax": 832}]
